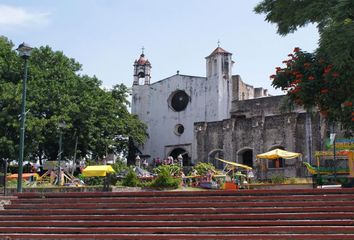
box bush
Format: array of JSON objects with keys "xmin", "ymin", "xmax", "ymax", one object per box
[
  {"xmin": 107, "ymin": 173, "xmax": 118, "ymax": 186},
  {"xmin": 80, "ymin": 176, "xmax": 104, "ymax": 186},
  {"xmin": 192, "ymin": 162, "xmax": 216, "ymax": 176},
  {"xmin": 152, "ymin": 164, "xmax": 181, "ymax": 176},
  {"xmin": 151, "ymin": 166, "xmax": 180, "ymax": 189},
  {"xmin": 287, "ymin": 177, "xmax": 297, "ymax": 184},
  {"xmin": 122, "ymin": 169, "xmax": 140, "ymax": 187},
  {"xmin": 110, "ymin": 161, "xmax": 128, "ymax": 174},
  {"xmin": 138, "ymin": 180, "xmax": 153, "ymax": 188},
  {"xmin": 270, "ymin": 175, "xmax": 285, "ymax": 184},
  {"xmin": 78, "ymin": 173, "xmax": 116, "ymax": 186}
]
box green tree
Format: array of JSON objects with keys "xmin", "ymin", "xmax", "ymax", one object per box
[
  {"xmin": 0, "ymin": 36, "xmax": 23, "ymax": 162},
  {"xmin": 0, "ymin": 36, "xmax": 148, "ymax": 165},
  {"xmin": 255, "ymin": 0, "xmax": 354, "ymax": 134}
]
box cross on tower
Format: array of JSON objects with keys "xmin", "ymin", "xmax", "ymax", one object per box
[
  {"xmin": 217, "ymin": 40, "xmax": 220, "ymax": 47},
  {"xmin": 141, "ymin": 46, "xmax": 145, "ymax": 54}
]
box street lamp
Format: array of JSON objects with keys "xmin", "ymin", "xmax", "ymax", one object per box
[
  {"xmin": 330, "ymin": 130, "xmax": 337, "ymax": 182},
  {"xmin": 57, "ymin": 121, "xmax": 66, "ymax": 186},
  {"xmin": 16, "ymin": 42, "xmax": 33, "ymax": 193}
]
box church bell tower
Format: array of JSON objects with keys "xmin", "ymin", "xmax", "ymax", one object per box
[
  {"xmin": 133, "ymin": 48, "xmax": 151, "ymax": 85},
  {"xmin": 205, "ymin": 43, "xmax": 233, "ymax": 121}
]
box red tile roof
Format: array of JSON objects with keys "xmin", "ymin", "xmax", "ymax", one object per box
[{"xmin": 207, "ymin": 47, "xmax": 231, "ymax": 58}]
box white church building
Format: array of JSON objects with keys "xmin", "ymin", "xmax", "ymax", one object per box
[{"xmin": 131, "ymin": 46, "xmax": 269, "ymax": 166}]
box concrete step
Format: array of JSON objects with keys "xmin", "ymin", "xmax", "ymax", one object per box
[
  {"xmin": 2, "ymin": 206, "xmax": 354, "ymax": 215},
  {"xmin": 10, "ymin": 194, "xmax": 354, "ymax": 204},
  {"xmin": 0, "ymin": 212, "xmax": 354, "ymax": 221},
  {"xmin": 0, "ymin": 219, "xmax": 353, "ymax": 227},
  {"xmin": 2, "ymin": 233, "xmax": 354, "ymax": 240},
  {"xmin": 15, "ymin": 188, "xmax": 354, "ymax": 199},
  {"xmin": 0, "ymin": 212, "xmax": 351, "ymax": 221},
  {"xmin": 1, "ymin": 189, "xmax": 353, "ymax": 239},
  {"xmin": 6, "ymin": 200, "xmax": 354, "ymax": 209},
  {"xmin": 0, "ymin": 226, "xmax": 353, "ymax": 234}
]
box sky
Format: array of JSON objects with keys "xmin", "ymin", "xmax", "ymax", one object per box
[{"xmin": 0, "ymin": 0, "xmax": 320, "ymax": 96}]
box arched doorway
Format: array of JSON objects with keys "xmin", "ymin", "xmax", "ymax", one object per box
[
  {"xmin": 237, "ymin": 148, "xmax": 253, "ymax": 168},
  {"xmin": 169, "ymin": 148, "xmax": 190, "ymax": 166},
  {"xmin": 207, "ymin": 149, "xmax": 224, "ymax": 169}
]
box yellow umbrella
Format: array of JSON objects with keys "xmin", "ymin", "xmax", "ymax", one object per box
[
  {"xmin": 82, "ymin": 165, "xmax": 115, "ymax": 177},
  {"xmin": 215, "ymin": 157, "xmax": 253, "ymax": 170},
  {"xmin": 256, "ymin": 148, "xmax": 301, "ymax": 160}
]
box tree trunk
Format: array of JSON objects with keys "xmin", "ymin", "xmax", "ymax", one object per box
[{"xmin": 305, "ymin": 110, "xmax": 313, "ymax": 163}]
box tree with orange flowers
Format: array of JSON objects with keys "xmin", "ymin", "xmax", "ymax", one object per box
[
  {"xmin": 270, "ymin": 48, "xmax": 353, "ymax": 133},
  {"xmin": 255, "ymin": 0, "xmax": 353, "ymax": 134}
]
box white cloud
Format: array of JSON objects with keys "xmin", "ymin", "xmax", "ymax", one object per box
[{"xmin": 0, "ymin": 5, "xmax": 50, "ymax": 27}]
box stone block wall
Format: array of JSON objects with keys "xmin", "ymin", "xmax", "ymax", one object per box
[{"xmin": 194, "ymin": 95, "xmax": 327, "ymax": 180}]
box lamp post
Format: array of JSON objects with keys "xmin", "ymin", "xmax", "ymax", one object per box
[
  {"xmin": 330, "ymin": 130, "xmax": 337, "ymax": 182},
  {"xmin": 16, "ymin": 43, "xmax": 33, "ymax": 193},
  {"xmin": 57, "ymin": 122, "xmax": 65, "ymax": 186}
]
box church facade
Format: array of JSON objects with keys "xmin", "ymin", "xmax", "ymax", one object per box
[{"xmin": 131, "ymin": 46, "xmax": 328, "ymax": 179}]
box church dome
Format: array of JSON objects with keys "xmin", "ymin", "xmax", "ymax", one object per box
[{"xmin": 137, "ymin": 53, "xmax": 149, "ymax": 65}]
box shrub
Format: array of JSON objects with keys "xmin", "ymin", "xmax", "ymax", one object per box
[
  {"xmin": 138, "ymin": 180, "xmax": 152, "ymax": 188},
  {"xmin": 287, "ymin": 177, "xmax": 297, "ymax": 184},
  {"xmin": 122, "ymin": 169, "xmax": 139, "ymax": 187},
  {"xmin": 270, "ymin": 175, "xmax": 285, "ymax": 184},
  {"xmin": 110, "ymin": 161, "xmax": 128, "ymax": 174},
  {"xmin": 107, "ymin": 173, "xmax": 118, "ymax": 186},
  {"xmin": 192, "ymin": 162, "xmax": 216, "ymax": 176},
  {"xmin": 153, "ymin": 164, "xmax": 181, "ymax": 176},
  {"xmin": 151, "ymin": 166, "xmax": 180, "ymax": 189},
  {"xmin": 80, "ymin": 175, "xmax": 104, "ymax": 186}
]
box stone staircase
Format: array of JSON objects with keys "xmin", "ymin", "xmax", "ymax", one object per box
[{"xmin": 0, "ymin": 188, "xmax": 353, "ymax": 239}]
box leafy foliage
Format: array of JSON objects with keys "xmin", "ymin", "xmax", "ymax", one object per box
[
  {"xmin": 270, "ymin": 48, "xmax": 353, "ymax": 132},
  {"xmin": 0, "ymin": 36, "xmax": 148, "ymax": 164},
  {"xmin": 151, "ymin": 166, "xmax": 180, "ymax": 189},
  {"xmin": 78, "ymin": 175, "xmax": 103, "ymax": 186},
  {"xmin": 152, "ymin": 164, "xmax": 181, "ymax": 177},
  {"xmin": 110, "ymin": 160, "xmax": 128, "ymax": 174},
  {"xmin": 255, "ymin": 0, "xmax": 353, "ymax": 134},
  {"xmin": 192, "ymin": 162, "xmax": 216, "ymax": 176},
  {"xmin": 270, "ymin": 175, "xmax": 286, "ymax": 184},
  {"xmin": 122, "ymin": 168, "xmax": 139, "ymax": 187}
]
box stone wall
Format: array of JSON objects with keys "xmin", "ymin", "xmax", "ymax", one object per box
[
  {"xmin": 195, "ymin": 95, "xmax": 326, "ymax": 180},
  {"xmin": 232, "ymin": 75, "xmax": 269, "ymax": 101}
]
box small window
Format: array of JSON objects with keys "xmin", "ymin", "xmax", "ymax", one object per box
[
  {"xmin": 268, "ymin": 158, "xmax": 284, "ymax": 168},
  {"xmin": 174, "ymin": 124, "xmax": 184, "ymax": 135}
]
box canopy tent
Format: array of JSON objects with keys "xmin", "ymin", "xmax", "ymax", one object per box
[
  {"xmin": 215, "ymin": 157, "xmax": 253, "ymax": 170},
  {"xmin": 6, "ymin": 173, "xmax": 39, "ymax": 181},
  {"xmin": 82, "ymin": 165, "xmax": 115, "ymax": 177},
  {"xmin": 302, "ymin": 150, "xmax": 354, "ymax": 176},
  {"xmin": 256, "ymin": 148, "xmax": 302, "ymax": 160}
]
